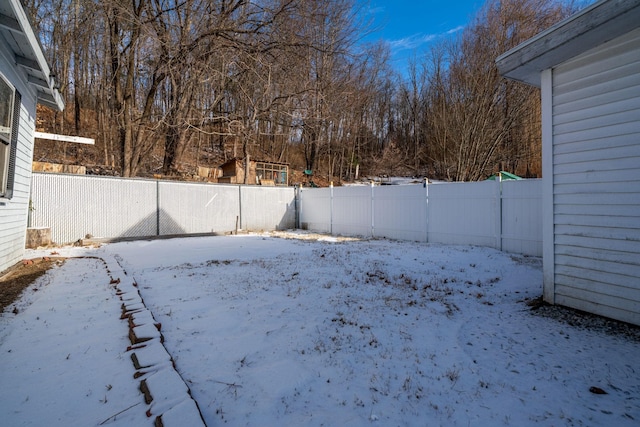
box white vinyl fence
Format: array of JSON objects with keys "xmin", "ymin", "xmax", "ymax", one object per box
[
  {"xmin": 30, "ymin": 173, "xmax": 296, "ymax": 244},
  {"xmin": 31, "ymin": 173, "xmax": 541, "ymax": 256},
  {"xmin": 299, "ymin": 179, "xmax": 542, "ymax": 256}
]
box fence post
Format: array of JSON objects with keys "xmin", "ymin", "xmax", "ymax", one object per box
[
  {"xmin": 495, "ymin": 174, "xmax": 502, "ymax": 251},
  {"xmin": 330, "ymin": 182, "xmax": 334, "ymax": 235},
  {"xmin": 370, "ymin": 182, "xmax": 375, "ymax": 237},
  {"xmin": 238, "ymin": 185, "xmax": 243, "ymax": 231},
  {"xmin": 424, "ymin": 179, "xmax": 429, "ymax": 243},
  {"xmin": 294, "ymin": 185, "xmax": 300, "ymax": 229},
  {"xmin": 156, "ymin": 180, "xmax": 160, "ymax": 236}
]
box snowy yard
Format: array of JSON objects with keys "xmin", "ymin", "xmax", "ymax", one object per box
[{"xmin": 1, "ymin": 231, "xmax": 639, "ymax": 426}]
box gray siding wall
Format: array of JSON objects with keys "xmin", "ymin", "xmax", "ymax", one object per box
[
  {"xmin": 0, "ymin": 42, "xmax": 37, "ymax": 273},
  {"xmin": 551, "ymin": 28, "xmax": 640, "ymax": 325}
]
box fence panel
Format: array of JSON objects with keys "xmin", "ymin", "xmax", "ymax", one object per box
[
  {"xmin": 158, "ymin": 182, "xmax": 240, "ymax": 234},
  {"xmin": 30, "ymin": 173, "xmax": 157, "ymax": 243},
  {"xmin": 31, "ymin": 173, "xmax": 542, "ymax": 255},
  {"xmin": 501, "ymin": 179, "xmax": 542, "ymax": 256},
  {"xmin": 298, "ymin": 180, "xmax": 542, "ymax": 256},
  {"xmin": 332, "ymin": 186, "xmax": 373, "ymax": 237},
  {"xmin": 241, "ymin": 186, "xmax": 296, "ymax": 231},
  {"xmin": 31, "ymin": 173, "xmax": 296, "ymax": 244},
  {"xmin": 373, "ymin": 185, "xmax": 427, "ymax": 241},
  {"xmin": 299, "ymin": 187, "xmax": 332, "ymax": 233},
  {"xmin": 428, "ymin": 181, "xmax": 498, "ymax": 248}
]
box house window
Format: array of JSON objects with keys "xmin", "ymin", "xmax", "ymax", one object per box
[{"xmin": 0, "ymin": 72, "xmax": 19, "ymax": 199}]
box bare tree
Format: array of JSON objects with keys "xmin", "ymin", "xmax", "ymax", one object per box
[{"xmin": 420, "ymin": 0, "xmax": 571, "ymax": 181}]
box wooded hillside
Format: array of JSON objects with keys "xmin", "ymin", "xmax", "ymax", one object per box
[{"xmin": 25, "ymin": 0, "xmax": 575, "ymax": 183}]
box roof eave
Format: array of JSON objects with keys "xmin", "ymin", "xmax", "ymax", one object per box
[
  {"xmin": 37, "ymin": 90, "xmax": 65, "ymax": 111},
  {"xmin": 496, "ymin": 0, "xmax": 640, "ymax": 87},
  {"xmin": 8, "ymin": 0, "xmax": 64, "ymax": 111}
]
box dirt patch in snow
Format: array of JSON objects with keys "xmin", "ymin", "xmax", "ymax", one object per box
[{"xmin": 0, "ymin": 257, "xmax": 65, "ymax": 313}]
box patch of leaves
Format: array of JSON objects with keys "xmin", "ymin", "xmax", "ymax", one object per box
[{"xmin": 528, "ymin": 296, "xmax": 640, "ymax": 342}]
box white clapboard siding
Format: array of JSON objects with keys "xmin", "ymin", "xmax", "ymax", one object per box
[
  {"xmin": 551, "ymin": 27, "xmax": 640, "ymax": 325},
  {"xmin": 0, "ymin": 45, "xmax": 38, "ymax": 273}
]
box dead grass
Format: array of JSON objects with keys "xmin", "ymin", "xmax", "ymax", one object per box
[{"xmin": 0, "ymin": 257, "xmax": 65, "ymax": 312}]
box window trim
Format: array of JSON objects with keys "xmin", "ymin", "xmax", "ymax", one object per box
[
  {"xmin": 0, "ymin": 72, "xmax": 14, "ymax": 144},
  {"xmin": 0, "ymin": 71, "xmax": 19, "ymax": 199}
]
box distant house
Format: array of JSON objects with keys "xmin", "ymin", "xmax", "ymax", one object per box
[
  {"xmin": 0, "ymin": 0, "xmax": 64, "ymax": 273},
  {"xmin": 497, "ymin": 0, "xmax": 640, "ymax": 325},
  {"xmin": 218, "ymin": 158, "xmax": 289, "ymax": 186}
]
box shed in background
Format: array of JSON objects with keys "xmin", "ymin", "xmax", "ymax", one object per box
[{"xmin": 218, "ymin": 158, "xmax": 289, "ymax": 186}]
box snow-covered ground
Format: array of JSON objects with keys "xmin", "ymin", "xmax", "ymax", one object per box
[{"xmin": 1, "ymin": 231, "xmax": 638, "ymax": 426}]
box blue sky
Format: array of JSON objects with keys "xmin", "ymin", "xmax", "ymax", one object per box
[
  {"xmin": 362, "ymin": 0, "xmax": 487, "ymax": 76},
  {"xmin": 362, "ymin": 0, "xmax": 597, "ymax": 78}
]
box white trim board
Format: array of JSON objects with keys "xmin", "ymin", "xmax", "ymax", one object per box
[{"xmin": 34, "ymin": 131, "xmax": 94, "ymax": 145}]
